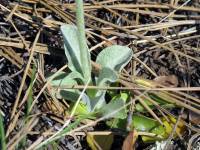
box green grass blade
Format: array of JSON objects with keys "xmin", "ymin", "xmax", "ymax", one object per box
[{"xmin": 0, "ymin": 114, "xmax": 6, "ymax": 150}]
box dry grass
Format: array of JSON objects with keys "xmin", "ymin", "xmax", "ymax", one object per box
[{"xmin": 0, "ymin": 0, "xmax": 200, "ymax": 149}]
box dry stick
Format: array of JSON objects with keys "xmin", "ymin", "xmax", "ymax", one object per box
[
  {"xmin": 9, "ymin": 20, "xmax": 29, "ymax": 50},
  {"xmin": 36, "ymin": 70, "xmax": 64, "ymax": 113},
  {"xmin": 53, "ymin": 84, "xmax": 200, "ymax": 91},
  {"xmin": 0, "ymin": 3, "xmax": 32, "ymax": 23},
  {"xmin": 40, "ymin": 79, "xmax": 91, "ymax": 147},
  {"xmin": 119, "ymin": 79, "xmax": 163, "ymax": 125},
  {"xmin": 9, "ymin": 17, "xmax": 43, "ymax": 116},
  {"xmin": 0, "ymin": 47, "xmax": 22, "ymax": 69},
  {"xmin": 132, "ymin": 76, "xmax": 200, "ymax": 105},
  {"xmin": 91, "ymin": 0, "xmax": 134, "ymax": 25},
  {"xmin": 7, "ymin": 117, "xmax": 37, "ymax": 145},
  {"xmin": 166, "ymin": 92, "xmax": 200, "ymax": 108},
  {"xmin": 56, "ymin": 81, "xmax": 198, "ymax": 111},
  {"xmin": 5, "ymin": 31, "xmax": 40, "ymax": 136},
  {"xmin": 89, "ymin": 36, "xmax": 117, "ymax": 51},
  {"xmin": 126, "ymin": 76, "xmax": 200, "ymax": 114},
  {"xmin": 6, "ymin": 111, "xmax": 20, "ymax": 137},
  {"xmin": 159, "ymin": 0, "xmax": 191, "ymax": 23},
  {"xmin": 134, "ymin": 57, "xmax": 158, "ymax": 77},
  {"xmin": 0, "ymin": 4, "xmax": 51, "ymax": 28},
  {"xmin": 149, "ymin": 92, "xmax": 200, "ymax": 114},
  {"xmin": 135, "ymin": 27, "xmax": 197, "ymax": 45},
  {"xmin": 166, "ymin": 38, "xmax": 190, "ymax": 150},
  {"xmin": 174, "ymin": 90, "xmax": 200, "ymax": 105},
  {"xmin": 144, "ymin": 21, "xmax": 196, "ymax": 32},
  {"xmin": 154, "ymin": 100, "xmax": 200, "ymax": 133},
  {"xmin": 18, "ymin": 71, "xmax": 38, "ymax": 108},
  {"xmin": 148, "ymin": 76, "xmax": 200, "ymax": 105},
  {"xmin": 7, "ymin": 20, "xmax": 41, "ymax": 86},
  {"xmin": 87, "ymin": 30, "xmax": 114, "ymax": 45},
  {"xmin": 4, "ymin": 3, "xmax": 30, "ymax": 51},
  {"xmin": 135, "ymin": 89, "xmax": 200, "ymax": 134},
  {"xmin": 98, "ymin": 0, "xmax": 118, "ymax": 5},
  {"xmin": 9, "ymin": 3, "xmax": 51, "ymax": 13},
  {"xmin": 137, "ymin": 90, "xmax": 170, "ymax": 122},
  {"xmin": 0, "ymin": 40, "xmax": 49, "ymax": 54},
  {"xmin": 169, "ymin": 43, "xmax": 183, "ymax": 67},
  {"xmin": 164, "ymin": 108, "xmax": 185, "ymax": 150},
  {"xmin": 5, "ymin": 18, "xmax": 39, "ymax": 77},
  {"xmin": 65, "ymin": 3, "xmax": 200, "ymax": 13},
  {"xmin": 84, "ymin": 13, "xmax": 200, "ymax": 63},
  {"xmin": 88, "ymin": 20, "xmax": 195, "ymax": 33},
  {"xmin": 112, "ymin": 7, "xmax": 199, "ymax": 19},
  {"xmin": 29, "ymin": 65, "xmax": 68, "ymax": 112},
  {"xmin": 150, "ymin": 35, "xmax": 200, "ymax": 50},
  {"xmin": 134, "ymin": 73, "xmax": 200, "ymax": 106},
  {"xmin": 8, "ymin": 118, "xmax": 39, "ymax": 150},
  {"xmin": 138, "ymin": 97, "xmax": 163, "ymax": 125},
  {"xmin": 10, "ymin": 29, "xmax": 41, "ymax": 119},
  {"xmin": 5, "ymin": 3, "xmax": 19, "ymax": 21},
  {"xmin": 161, "ymin": 0, "xmax": 183, "ymax": 67},
  {"xmin": 39, "ymin": 0, "xmax": 72, "ymax": 24}
]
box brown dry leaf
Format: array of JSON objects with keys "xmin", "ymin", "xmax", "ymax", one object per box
[
  {"xmin": 154, "ymin": 75, "xmax": 178, "ymax": 87},
  {"xmin": 122, "ymin": 130, "xmax": 138, "ymax": 150},
  {"xmin": 182, "ymin": 111, "xmax": 200, "ymax": 125}
]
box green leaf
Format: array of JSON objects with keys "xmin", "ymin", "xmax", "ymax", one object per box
[
  {"xmin": 106, "ymin": 118, "xmax": 127, "ymax": 129},
  {"xmin": 50, "ymin": 72, "xmax": 78, "ymax": 87},
  {"xmin": 70, "ymin": 102, "xmax": 90, "ymax": 115},
  {"xmin": 61, "ymin": 25, "xmax": 83, "ymax": 74},
  {"xmin": 0, "ymin": 114, "xmax": 6, "ymax": 150},
  {"xmin": 90, "ymin": 91, "xmax": 106, "ymax": 111},
  {"xmin": 100, "ymin": 98, "xmax": 127, "ymax": 119},
  {"xmin": 97, "ymin": 67, "xmax": 118, "ymax": 86},
  {"xmin": 61, "ymin": 25, "xmax": 91, "ymax": 83},
  {"xmin": 59, "ymin": 90, "xmax": 80, "ymax": 102},
  {"xmin": 96, "ymin": 45, "xmax": 133, "ymax": 72},
  {"xmin": 111, "ymin": 92, "xmax": 130, "ymax": 103},
  {"xmin": 132, "ymin": 115, "xmax": 159, "ymax": 131},
  {"xmin": 107, "ymin": 114, "xmax": 160, "ymax": 131},
  {"xmin": 85, "ymin": 68, "xmax": 118, "ymax": 112},
  {"xmin": 107, "ymin": 114, "xmax": 159, "ymax": 131},
  {"xmin": 49, "ymin": 72, "xmax": 81, "ymax": 102}
]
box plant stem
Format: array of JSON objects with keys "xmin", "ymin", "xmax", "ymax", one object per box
[
  {"xmin": 75, "ymin": 0, "xmax": 91, "ymax": 81},
  {"xmin": 0, "ymin": 114, "xmax": 6, "ymax": 150}
]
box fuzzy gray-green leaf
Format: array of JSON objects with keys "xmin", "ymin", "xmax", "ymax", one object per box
[
  {"xmin": 97, "ymin": 67, "xmax": 118, "ymax": 86},
  {"xmin": 61, "ymin": 25, "xmax": 82, "ymax": 75},
  {"xmin": 100, "ymin": 98, "xmax": 127, "ymax": 119},
  {"xmin": 96, "ymin": 45, "xmax": 133, "ymax": 72},
  {"xmin": 50, "ymin": 72, "xmax": 81, "ymax": 102},
  {"xmin": 60, "ymin": 25, "xmax": 91, "ymax": 83}
]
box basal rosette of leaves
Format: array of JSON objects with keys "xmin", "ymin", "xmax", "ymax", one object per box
[
  {"xmin": 49, "ymin": 24, "xmax": 133, "ymax": 119},
  {"xmin": 48, "ymin": 24, "xmax": 185, "ymax": 144}
]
